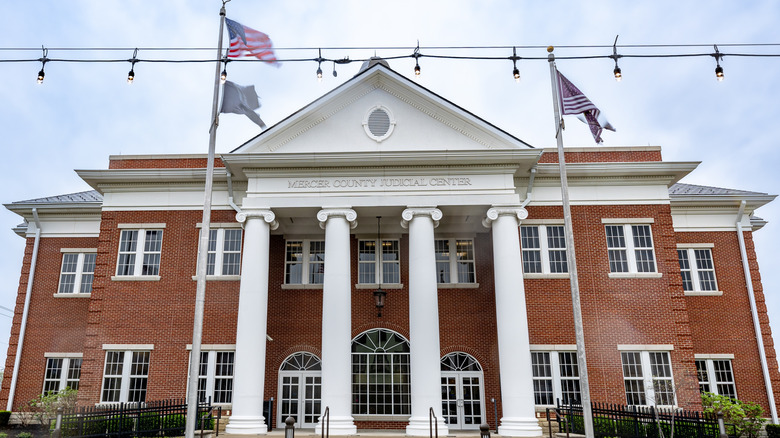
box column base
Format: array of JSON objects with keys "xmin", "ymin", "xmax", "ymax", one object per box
[
  {"xmin": 498, "ymin": 416, "xmax": 543, "ymax": 437},
  {"xmin": 314, "ymin": 415, "xmax": 357, "ymax": 435},
  {"xmin": 225, "ymin": 415, "xmax": 267, "ymax": 435},
  {"xmin": 405, "ymin": 416, "xmax": 449, "ymax": 436}
]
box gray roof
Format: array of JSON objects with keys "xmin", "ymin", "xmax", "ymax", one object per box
[
  {"xmin": 669, "ymin": 183, "xmax": 768, "ymax": 197},
  {"xmin": 11, "ymin": 190, "xmax": 103, "ymax": 205}
]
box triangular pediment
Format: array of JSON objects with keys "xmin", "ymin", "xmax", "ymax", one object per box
[{"xmin": 231, "ymin": 63, "xmax": 533, "ymax": 154}]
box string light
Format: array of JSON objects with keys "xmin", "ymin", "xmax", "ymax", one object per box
[
  {"xmin": 220, "ymin": 67, "xmax": 227, "ymax": 84},
  {"xmin": 127, "ymin": 48, "xmax": 138, "ymax": 84},
  {"xmin": 37, "ymin": 68, "xmax": 45, "ymax": 84},
  {"xmin": 413, "ymin": 42, "xmax": 421, "ymax": 77},
  {"xmin": 315, "ymin": 48, "xmax": 324, "ymax": 82},
  {"xmin": 332, "ymin": 62, "xmax": 338, "ymax": 77},
  {"xmin": 510, "ymin": 47, "xmax": 520, "ymax": 82},
  {"xmin": 611, "ymin": 36, "xmax": 622, "ymax": 82},
  {"xmin": 36, "ymin": 46, "xmax": 48, "ymax": 84},
  {"xmin": 713, "ymin": 45, "xmax": 724, "ymax": 82}
]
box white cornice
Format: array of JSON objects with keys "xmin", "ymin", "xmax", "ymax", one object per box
[
  {"xmin": 76, "ymin": 168, "xmax": 229, "ymax": 192},
  {"xmin": 535, "ymin": 162, "xmax": 699, "ymax": 185}
]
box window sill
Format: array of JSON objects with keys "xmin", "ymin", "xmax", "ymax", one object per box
[
  {"xmin": 608, "ymin": 272, "xmax": 663, "ymax": 279},
  {"xmin": 351, "ymin": 415, "xmax": 410, "ymax": 422},
  {"xmin": 355, "ymin": 283, "xmax": 404, "ymax": 290},
  {"xmin": 191, "ymin": 275, "xmax": 241, "ymax": 281},
  {"xmin": 684, "ymin": 290, "xmax": 723, "ymax": 296},
  {"xmin": 53, "ymin": 293, "xmax": 91, "ymax": 298},
  {"xmin": 281, "ymin": 284, "xmax": 323, "ymax": 290},
  {"xmin": 524, "ymin": 273, "xmax": 570, "ymax": 279},
  {"xmin": 437, "ymin": 283, "xmax": 480, "ymax": 289},
  {"xmin": 111, "ymin": 275, "xmax": 161, "ymax": 282}
]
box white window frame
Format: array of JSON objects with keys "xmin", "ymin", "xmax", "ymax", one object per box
[
  {"xmin": 434, "ymin": 238, "xmax": 476, "ymax": 285},
  {"xmin": 206, "ymin": 228, "xmax": 242, "ymax": 277},
  {"xmin": 530, "ymin": 347, "xmax": 581, "ymax": 406},
  {"xmin": 58, "ymin": 249, "xmax": 97, "ymax": 294},
  {"xmin": 695, "ymin": 355, "xmax": 737, "ymax": 399},
  {"xmin": 604, "ymin": 221, "xmax": 658, "ymax": 276},
  {"xmin": 521, "ymin": 225, "xmax": 568, "ymax": 277},
  {"xmin": 284, "ymin": 239, "xmax": 325, "ymax": 285},
  {"xmin": 358, "ymin": 239, "xmax": 400, "ymax": 285},
  {"xmin": 191, "ymin": 349, "xmax": 235, "ymax": 405},
  {"xmin": 618, "ymin": 347, "xmax": 676, "ymax": 407},
  {"xmin": 42, "ymin": 353, "xmax": 83, "ymax": 395},
  {"xmin": 100, "ymin": 347, "xmax": 152, "ymax": 404},
  {"xmin": 677, "ymin": 245, "xmax": 720, "ymax": 295},
  {"xmin": 114, "ymin": 225, "xmax": 165, "ymax": 278}
]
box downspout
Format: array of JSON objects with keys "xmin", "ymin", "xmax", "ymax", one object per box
[
  {"xmin": 224, "ymin": 164, "xmax": 241, "ymax": 214},
  {"xmin": 736, "ymin": 200, "xmax": 778, "ymax": 423},
  {"xmin": 520, "ymin": 166, "xmax": 538, "ymax": 209},
  {"xmin": 7, "ymin": 208, "xmax": 42, "ymax": 410}
]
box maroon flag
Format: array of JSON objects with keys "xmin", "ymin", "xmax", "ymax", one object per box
[
  {"xmin": 556, "ymin": 69, "xmax": 615, "ymax": 143},
  {"xmin": 226, "ymin": 18, "xmax": 279, "ymax": 65}
]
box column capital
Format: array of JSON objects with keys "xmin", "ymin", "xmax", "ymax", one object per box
[
  {"xmin": 317, "ymin": 208, "xmax": 358, "ymax": 230},
  {"xmin": 236, "ymin": 209, "xmax": 279, "ymax": 230},
  {"xmin": 400, "ymin": 207, "xmax": 442, "ymax": 229},
  {"xmin": 482, "ymin": 206, "xmax": 528, "ymax": 228}
]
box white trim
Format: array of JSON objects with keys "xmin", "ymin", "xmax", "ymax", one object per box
[
  {"xmin": 529, "ymin": 344, "xmax": 577, "ymax": 351},
  {"xmin": 437, "ymin": 283, "xmax": 480, "ymax": 289},
  {"xmin": 117, "ymin": 223, "xmax": 167, "ymax": 229},
  {"xmin": 196, "ymin": 223, "xmax": 241, "ymax": 228},
  {"xmin": 54, "ymin": 293, "xmax": 92, "ymax": 298},
  {"xmin": 355, "ymin": 283, "xmax": 404, "ymax": 290},
  {"xmin": 434, "ymin": 237, "xmax": 477, "ymax": 285},
  {"xmin": 524, "ymin": 273, "xmax": 570, "ymax": 279},
  {"xmin": 522, "ymin": 219, "xmax": 565, "ymax": 225},
  {"xmin": 617, "ymin": 344, "xmax": 674, "ymax": 351},
  {"xmin": 60, "ymin": 248, "xmax": 98, "ymax": 253},
  {"xmin": 191, "ymin": 275, "xmax": 241, "ymax": 281},
  {"xmin": 684, "ymin": 291, "xmax": 723, "ymax": 296},
  {"xmin": 187, "ymin": 344, "xmax": 236, "ymax": 351},
  {"xmin": 695, "ymin": 354, "xmax": 735, "ymax": 359},
  {"xmin": 281, "ymin": 284, "xmax": 323, "ymax": 290},
  {"xmin": 111, "ymin": 275, "xmax": 161, "ymax": 281},
  {"xmin": 608, "ymin": 272, "xmax": 663, "ymax": 279},
  {"xmin": 102, "ymin": 344, "xmax": 154, "ymax": 350},
  {"xmin": 676, "ymin": 243, "xmax": 714, "ymax": 249},
  {"xmin": 602, "ymin": 218, "xmax": 655, "ymax": 224},
  {"xmin": 44, "ymin": 352, "xmax": 83, "ymax": 358}
]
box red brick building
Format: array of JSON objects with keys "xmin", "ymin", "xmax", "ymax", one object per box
[{"xmin": 2, "ymin": 62, "xmax": 778, "ymax": 436}]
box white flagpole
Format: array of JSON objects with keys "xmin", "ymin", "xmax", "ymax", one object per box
[
  {"xmin": 185, "ymin": 4, "xmax": 227, "ymax": 438},
  {"xmin": 547, "ymin": 46, "xmax": 594, "ymax": 438}
]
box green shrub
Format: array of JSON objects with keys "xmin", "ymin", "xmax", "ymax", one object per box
[
  {"xmin": 701, "ymin": 392, "xmax": 766, "ymax": 438},
  {"xmin": 162, "ymin": 414, "xmax": 185, "ymax": 437},
  {"xmin": 0, "ymin": 432, "xmax": 8, "ymax": 438},
  {"xmin": 106, "ymin": 415, "xmax": 134, "ymax": 438},
  {"xmin": 197, "ymin": 411, "xmax": 214, "ymax": 431},
  {"xmin": 138, "ymin": 412, "xmax": 162, "ymax": 437},
  {"xmin": 0, "ymin": 411, "xmax": 10, "ymax": 427},
  {"xmin": 766, "ymin": 424, "xmax": 780, "ymax": 438},
  {"xmin": 82, "ymin": 416, "xmax": 108, "ymax": 436},
  {"xmin": 16, "ymin": 432, "xmax": 32, "ymax": 438}
]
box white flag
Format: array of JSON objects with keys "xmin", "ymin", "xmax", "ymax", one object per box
[{"xmin": 221, "ymin": 81, "xmax": 267, "ymax": 129}]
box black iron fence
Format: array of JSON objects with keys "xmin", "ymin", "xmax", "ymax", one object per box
[
  {"xmin": 546, "ymin": 400, "xmax": 737, "ymax": 438},
  {"xmin": 53, "ymin": 399, "xmax": 221, "ymax": 438}
]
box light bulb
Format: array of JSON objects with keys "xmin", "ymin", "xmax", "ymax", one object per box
[
  {"xmin": 613, "ymin": 66, "xmax": 622, "ymax": 82},
  {"xmin": 513, "ymin": 67, "xmax": 520, "ymax": 83},
  {"xmin": 37, "ymin": 69, "xmax": 45, "ymax": 84},
  {"xmin": 715, "ymin": 65, "xmax": 724, "ymax": 82},
  {"xmin": 220, "ymin": 69, "xmax": 227, "ymax": 84},
  {"xmin": 414, "ymin": 62, "xmax": 421, "ymax": 76},
  {"xmin": 127, "ymin": 69, "xmax": 135, "ymax": 84},
  {"xmin": 316, "ymin": 66, "xmax": 323, "ymax": 82}
]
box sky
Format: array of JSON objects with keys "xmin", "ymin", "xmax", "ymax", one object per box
[{"xmin": 0, "ymin": 1, "xmax": 779, "ymax": 384}]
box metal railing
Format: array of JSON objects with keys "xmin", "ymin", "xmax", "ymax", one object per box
[
  {"xmin": 321, "ymin": 406, "xmax": 330, "ymax": 438},
  {"xmin": 429, "ymin": 407, "xmax": 439, "ymax": 438}
]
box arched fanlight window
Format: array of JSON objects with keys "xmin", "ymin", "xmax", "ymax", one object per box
[
  {"xmin": 280, "ymin": 352, "xmax": 322, "ymax": 371},
  {"xmin": 441, "ymin": 352, "xmax": 482, "ymax": 372},
  {"xmin": 351, "ymin": 329, "xmax": 410, "ymax": 415}
]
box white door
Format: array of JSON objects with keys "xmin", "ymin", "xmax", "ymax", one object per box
[
  {"xmin": 440, "ymin": 353, "xmax": 485, "ymax": 430},
  {"xmin": 278, "ymin": 353, "xmax": 322, "ymax": 429}
]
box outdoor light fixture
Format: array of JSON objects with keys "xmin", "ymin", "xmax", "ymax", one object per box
[
  {"xmin": 332, "ymin": 62, "xmax": 338, "ymax": 77},
  {"xmin": 713, "ymin": 45, "xmax": 724, "ymax": 82},
  {"xmin": 611, "ymin": 36, "xmax": 622, "ymax": 82},
  {"xmin": 511, "ymin": 47, "xmax": 520, "ymax": 83},
  {"xmin": 413, "ymin": 42, "xmax": 421, "ymax": 77},
  {"xmin": 315, "ymin": 48, "xmax": 324, "ymax": 82},
  {"xmin": 128, "ymin": 49, "xmax": 139, "ymax": 85},
  {"xmin": 37, "ymin": 69, "xmax": 45, "ymax": 84},
  {"xmin": 37, "ymin": 46, "xmax": 48, "ymax": 84},
  {"xmin": 513, "ymin": 67, "xmax": 520, "ymax": 82},
  {"xmin": 373, "ymin": 216, "xmax": 387, "ymax": 317},
  {"xmin": 127, "ymin": 68, "xmax": 135, "ymax": 84},
  {"xmin": 317, "ymin": 65, "xmax": 323, "ymax": 82},
  {"xmin": 613, "ymin": 65, "xmax": 622, "ymax": 81}
]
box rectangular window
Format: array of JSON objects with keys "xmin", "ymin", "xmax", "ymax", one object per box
[
  {"xmin": 101, "ymin": 350, "xmax": 150, "ymax": 403},
  {"xmin": 434, "ymin": 238, "xmax": 476, "ymax": 284},
  {"xmin": 116, "ymin": 229, "xmax": 163, "ymax": 276},
  {"xmin": 285, "ymin": 240, "xmax": 325, "ymax": 285},
  {"xmin": 59, "ymin": 252, "xmax": 96, "ymax": 294},
  {"xmin": 678, "ymin": 248, "xmax": 718, "ymax": 292},
  {"xmin": 195, "ymin": 350, "xmax": 235, "ymax": 404},
  {"xmin": 606, "ymin": 224, "xmax": 656, "ymax": 273},
  {"xmin": 43, "ymin": 356, "xmax": 82, "ymax": 395},
  {"xmin": 696, "ymin": 359, "xmax": 737, "ymax": 399},
  {"xmin": 206, "ymin": 229, "xmax": 242, "ymax": 276},
  {"xmin": 531, "ymin": 351, "xmax": 581, "ymax": 406},
  {"xmin": 521, "ymin": 226, "xmax": 568, "ymax": 274},
  {"xmin": 620, "ymin": 351, "xmax": 675, "ymax": 406},
  {"xmin": 358, "ymin": 239, "xmax": 400, "ymax": 284}
]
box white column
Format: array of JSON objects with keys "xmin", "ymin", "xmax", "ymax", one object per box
[
  {"xmin": 483, "ymin": 206, "xmax": 542, "ymax": 437},
  {"xmin": 402, "ymin": 207, "xmax": 449, "ymax": 436},
  {"xmin": 316, "ymin": 208, "xmax": 358, "ymax": 435},
  {"xmin": 226, "ymin": 209, "xmax": 278, "ymax": 435}
]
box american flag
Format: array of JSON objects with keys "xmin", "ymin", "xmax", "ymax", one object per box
[
  {"xmin": 556, "ymin": 69, "xmax": 614, "ymax": 143},
  {"xmin": 225, "ymin": 18, "xmax": 279, "ymax": 65}
]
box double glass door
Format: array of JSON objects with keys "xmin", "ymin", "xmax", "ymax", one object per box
[
  {"xmin": 441, "ymin": 372, "xmax": 484, "ymax": 429},
  {"xmin": 278, "ymin": 372, "xmax": 321, "ymax": 428}
]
